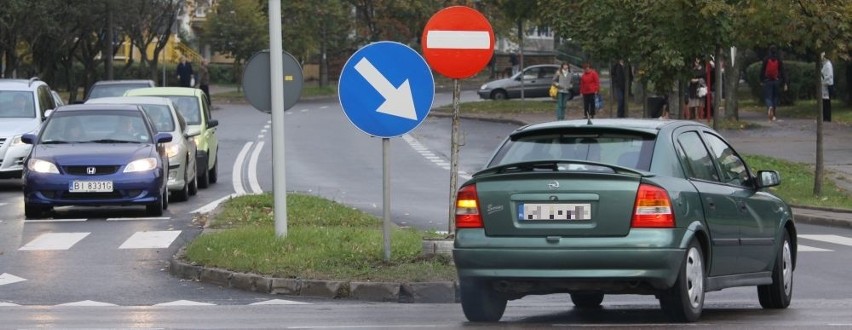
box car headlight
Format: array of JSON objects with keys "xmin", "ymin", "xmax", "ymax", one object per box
[
  {"xmin": 480, "ymin": 84, "xmax": 488, "ymax": 90},
  {"xmin": 124, "ymin": 158, "xmax": 158, "ymax": 173},
  {"xmin": 166, "ymin": 143, "xmax": 181, "ymax": 158},
  {"xmin": 28, "ymin": 159, "xmax": 59, "ymax": 174},
  {"xmin": 10, "ymin": 135, "xmax": 24, "ymax": 146}
]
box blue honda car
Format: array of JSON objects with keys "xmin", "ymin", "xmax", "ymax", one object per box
[{"xmin": 21, "ymin": 104, "xmax": 172, "ymax": 218}]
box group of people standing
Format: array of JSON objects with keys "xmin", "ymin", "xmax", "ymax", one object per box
[
  {"xmin": 552, "ymin": 62, "xmax": 601, "ymax": 120},
  {"xmin": 176, "ymin": 55, "xmax": 211, "ymax": 105}
]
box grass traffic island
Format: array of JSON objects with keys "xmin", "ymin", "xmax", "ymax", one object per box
[{"xmin": 183, "ymin": 193, "xmax": 456, "ymax": 283}]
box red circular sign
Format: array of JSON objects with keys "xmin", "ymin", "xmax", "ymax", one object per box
[{"xmin": 422, "ymin": 6, "xmax": 494, "ymax": 79}]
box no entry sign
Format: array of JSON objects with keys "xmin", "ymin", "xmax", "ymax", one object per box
[{"xmin": 421, "ymin": 6, "xmax": 494, "ymax": 79}]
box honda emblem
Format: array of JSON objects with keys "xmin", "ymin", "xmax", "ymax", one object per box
[{"xmin": 86, "ymin": 167, "xmax": 96, "ymax": 175}]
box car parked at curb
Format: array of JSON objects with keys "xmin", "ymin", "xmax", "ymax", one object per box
[
  {"xmin": 125, "ymin": 87, "xmax": 219, "ymax": 188},
  {"xmin": 478, "ymin": 64, "xmax": 579, "ymax": 100},
  {"xmin": 453, "ymin": 118, "xmax": 795, "ymax": 323},
  {"xmin": 21, "ymin": 104, "xmax": 172, "ymax": 218},
  {"xmin": 86, "ymin": 96, "xmax": 198, "ymax": 202},
  {"xmin": 0, "ymin": 78, "xmax": 58, "ymax": 179}
]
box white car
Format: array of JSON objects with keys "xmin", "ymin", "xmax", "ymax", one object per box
[
  {"xmin": 0, "ymin": 78, "xmax": 58, "ymax": 179},
  {"xmin": 86, "ymin": 96, "xmax": 198, "ymax": 201}
]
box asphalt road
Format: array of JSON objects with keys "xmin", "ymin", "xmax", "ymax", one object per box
[{"xmin": 3, "ymin": 93, "xmax": 852, "ymax": 328}]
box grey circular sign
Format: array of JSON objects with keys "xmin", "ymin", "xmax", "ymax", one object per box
[{"xmin": 242, "ymin": 50, "xmax": 304, "ymax": 113}]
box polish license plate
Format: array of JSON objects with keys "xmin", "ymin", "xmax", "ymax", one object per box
[
  {"xmin": 69, "ymin": 180, "xmax": 113, "ymax": 193},
  {"xmin": 518, "ymin": 203, "xmax": 591, "ymax": 221}
]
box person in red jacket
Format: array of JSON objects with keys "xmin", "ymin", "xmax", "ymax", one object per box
[{"xmin": 580, "ymin": 62, "xmax": 600, "ymax": 118}]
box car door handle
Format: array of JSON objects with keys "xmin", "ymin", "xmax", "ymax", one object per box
[
  {"xmin": 705, "ymin": 197, "xmax": 715, "ymax": 210},
  {"xmin": 737, "ymin": 201, "xmax": 748, "ymax": 213}
]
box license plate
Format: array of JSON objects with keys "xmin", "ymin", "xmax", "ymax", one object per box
[
  {"xmin": 518, "ymin": 203, "xmax": 591, "ymax": 221},
  {"xmin": 69, "ymin": 180, "xmax": 113, "ymax": 193}
]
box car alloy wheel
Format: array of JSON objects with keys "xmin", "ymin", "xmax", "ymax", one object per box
[
  {"xmin": 758, "ymin": 230, "xmax": 793, "ymax": 309},
  {"xmin": 491, "ymin": 90, "xmax": 508, "ymax": 100}
]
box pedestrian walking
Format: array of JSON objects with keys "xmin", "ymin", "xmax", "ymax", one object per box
[
  {"xmin": 176, "ymin": 56, "xmax": 194, "ymax": 88},
  {"xmin": 760, "ymin": 46, "xmax": 787, "ymax": 121},
  {"xmin": 579, "ymin": 62, "xmax": 600, "ymax": 119},
  {"xmin": 611, "ymin": 59, "xmax": 628, "ymax": 118},
  {"xmin": 687, "ymin": 58, "xmax": 706, "ymax": 119},
  {"xmin": 552, "ymin": 62, "xmax": 573, "ymax": 120},
  {"xmin": 821, "ymin": 52, "xmax": 834, "ymax": 122},
  {"xmin": 198, "ymin": 58, "xmax": 211, "ymax": 106}
]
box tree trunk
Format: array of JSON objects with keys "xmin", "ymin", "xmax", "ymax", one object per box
[
  {"xmin": 724, "ymin": 47, "xmax": 741, "ymax": 121},
  {"xmin": 814, "ymin": 59, "xmax": 824, "ymax": 196},
  {"xmin": 320, "ymin": 25, "xmax": 328, "ymax": 87},
  {"xmin": 712, "ymin": 45, "xmax": 722, "ymax": 130}
]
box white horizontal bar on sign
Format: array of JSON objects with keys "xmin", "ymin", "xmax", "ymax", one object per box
[{"xmin": 426, "ymin": 30, "xmax": 490, "ymax": 50}]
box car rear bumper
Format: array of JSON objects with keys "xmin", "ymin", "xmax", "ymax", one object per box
[
  {"xmin": 24, "ymin": 171, "xmax": 163, "ymax": 207},
  {"xmin": 453, "ymin": 228, "xmax": 689, "ymax": 292}
]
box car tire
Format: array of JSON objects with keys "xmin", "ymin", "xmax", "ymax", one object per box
[
  {"xmin": 188, "ymin": 171, "xmax": 198, "ymax": 196},
  {"xmin": 172, "ymin": 165, "xmax": 190, "ymax": 202},
  {"xmin": 24, "ymin": 203, "xmax": 47, "ymax": 219},
  {"xmin": 460, "ymin": 278, "xmax": 507, "ymax": 322},
  {"xmin": 570, "ymin": 292, "xmax": 604, "ymax": 309},
  {"xmin": 146, "ymin": 191, "xmax": 164, "ymax": 216},
  {"xmin": 758, "ymin": 230, "xmax": 793, "ymax": 309},
  {"xmin": 208, "ymin": 152, "xmax": 218, "ymax": 184},
  {"xmin": 197, "ymin": 155, "xmax": 210, "ymax": 189},
  {"xmin": 162, "ymin": 188, "xmax": 169, "ymax": 210},
  {"xmin": 491, "ymin": 90, "xmax": 508, "ymax": 100},
  {"xmin": 659, "ymin": 240, "xmax": 705, "ymax": 322}
]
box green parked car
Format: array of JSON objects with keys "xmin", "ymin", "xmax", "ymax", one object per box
[
  {"xmin": 453, "ymin": 119, "xmax": 795, "ymax": 323},
  {"xmin": 126, "ymin": 87, "xmax": 219, "ymax": 188}
]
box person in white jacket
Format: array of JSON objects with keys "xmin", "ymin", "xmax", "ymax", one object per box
[{"xmin": 821, "ymin": 52, "xmax": 834, "ymax": 122}]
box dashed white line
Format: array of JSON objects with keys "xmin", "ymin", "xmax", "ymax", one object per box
[
  {"xmin": 402, "ymin": 134, "xmax": 471, "ymax": 179},
  {"xmin": 24, "ymin": 218, "xmax": 87, "ymax": 223},
  {"xmin": 57, "ymin": 300, "xmax": 118, "ymax": 307},
  {"xmin": 154, "ymin": 300, "xmax": 215, "ymax": 306},
  {"xmin": 191, "ymin": 193, "xmax": 240, "ymax": 214},
  {"xmin": 19, "ymin": 232, "xmax": 90, "ymax": 251},
  {"xmin": 0, "ymin": 302, "xmax": 21, "ymax": 307},
  {"xmin": 119, "ymin": 230, "xmax": 182, "ymax": 249},
  {"xmin": 248, "ymin": 141, "xmax": 265, "ymax": 194},
  {"xmin": 249, "ymin": 299, "xmax": 310, "ymax": 305},
  {"xmin": 106, "ymin": 217, "xmax": 171, "ymax": 221}
]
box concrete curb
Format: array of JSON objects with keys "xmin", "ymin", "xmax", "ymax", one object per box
[{"xmin": 169, "ymin": 248, "xmax": 459, "ymax": 303}]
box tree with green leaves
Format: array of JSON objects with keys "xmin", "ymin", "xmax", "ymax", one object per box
[
  {"xmin": 282, "ymin": 0, "xmax": 352, "ymax": 87},
  {"xmin": 120, "ymin": 0, "xmax": 183, "ymax": 84},
  {"xmin": 203, "ymin": 0, "xmax": 267, "ymax": 86}
]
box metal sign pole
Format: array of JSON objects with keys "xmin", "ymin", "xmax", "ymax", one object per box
[
  {"xmin": 269, "ymin": 0, "xmax": 288, "ymax": 237},
  {"xmin": 448, "ymin": 78, "xmax": 461, "ymax": 236},
  {"xmin": 382, "ymin": 138, "xmax": 391, "ymax": 261}
]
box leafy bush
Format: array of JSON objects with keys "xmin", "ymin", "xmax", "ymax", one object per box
[{"xmin": 745, "ymin": 60, "xmax": 819, "ymax": 105}]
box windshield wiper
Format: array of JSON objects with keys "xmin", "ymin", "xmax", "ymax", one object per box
[
  {"xmin": 42, "ymin": 140, "xmax": 71, "ymax": 144},
  {"xmin": 89, "ymin": 139, "xmax": 138, "ymax": 144}
]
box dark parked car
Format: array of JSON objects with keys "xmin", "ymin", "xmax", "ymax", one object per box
[
  {"xmin": 84, "ymin": 79, "xmax": 156, "ymax": 101},
  {"xmin": 453, "ymin": 119, "xmax": 795, "ymax": 322},
  {"xmin": 478, "ymin": 64, "xmax": 579, "ymax": 100},
  {"xmin": 21, "ymin": 104, "xmax": 172, "ymax": 218}
]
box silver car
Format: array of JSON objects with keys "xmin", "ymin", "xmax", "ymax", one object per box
[
  {"xmin": 0, "ymin": 78, "xmax": 58, "ymax": 179},
  {"xmin": 86, "ymin": 96, "xmax": 198, "ymax": 201},
  {"xmin": 478, "ymin": 64, "xmax": 579, "ymax": 100}
]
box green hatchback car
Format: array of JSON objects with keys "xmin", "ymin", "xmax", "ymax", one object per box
[
  {"xmin": 125, "ymin": 87, "xmax": 219, "ymax": 188},
  {"xmin": 453, "ymin": 119, "xmax": 795, "ymax": 322}
]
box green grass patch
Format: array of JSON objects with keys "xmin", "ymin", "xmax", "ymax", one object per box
[
  {"xmin": 739, "ymin": 98, "xmax": 852, "ymax": 123},
  {"xmin": 745, "ymin": 154, "xmax": 852, "ymax": 210},
  {"xmin": 185, "ymin": 193, "xmax": 456, "ymax": 282}
]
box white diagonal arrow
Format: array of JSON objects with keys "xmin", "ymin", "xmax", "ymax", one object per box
[{"xmin": 354, "ymin": 57, "xmax": 417, "ymax": 120}]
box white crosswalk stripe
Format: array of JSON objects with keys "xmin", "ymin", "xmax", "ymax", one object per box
[
  {"xmin": 57, "ymin": 300, "xmax": 117, "ymax": 307},
  {"xmin": 119, "ymin": 230, "xmax": 181, "ymax": 249},
  {"xmin": 19, "ymin": 232, "xmax": 89, "ymax": 251},
  {"xmin": 0, "ymin": 273, "xmax": 27, "ymax": 286},
  {"xmin": 799, "ymin": 234, "xmax": 852, "ymax": 247},
  {"xmin": 250, "ymin": 299, "xmax": 310, "ymax": 305},
  {"xmin": 798, "ymin": 244, "xmax": 831, "ymax": 252},
  {"xmin": 154, "ymin": 300, "xmax": 215, "ymax": 306}
]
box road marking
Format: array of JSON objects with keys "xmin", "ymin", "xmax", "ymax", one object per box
[
  {"xmin": 798, "ymin": 244, "xmax": 831, "ymax": 252},
  {"xmin": 119, "ymin": 230, "xmax": 181, "ymax": 249},
  {"xmin": 191, "ymin": 193, "xmax": 240, "ymax": 214},
  {"xmin": 24, "ymin": 218, "xmax": 87, "ymax": 223},
  {"xmin": 426, "ymin": 30, "xmax": 491, "ymax": 49},
  {"xmin": 106, "ymin": 217, "xmax": 171, "ymax": 221},
  {"xmin": 248, "ymin": 141, "xmax": 265, "ymax": 194},
  {"xmin": 57, "ymin": 300, "xmax": 117, "ymax": 307},
  {"xmin": 402, "ymin": 134, "xmax": 472, "ymax": 180},
  {"xmin": 0, "ymin": 302, "xmax": 21, "ymax": 307},
  {"xmin": 19, "ymin": 232, "xmax": 89, "ymax": 251},
  {"xmin": 154, "ymin": 300, "xmax": 215, "ymax": 306},
  {"xmin": 0, "ymin": 273, "xmax": 27, "ymax": 286},
  {"xmin": 800, "ymin": 234, "xmax": 852, "ymax": 247},
  {"xmin": 249, "ymin": 299, "xmax": 310, "ymax": 305},
  {"xmin": 232, "ymin": 141, "xmax": 253, "ymax": 195}
]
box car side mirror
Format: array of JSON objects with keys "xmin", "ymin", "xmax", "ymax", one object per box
[
  {"xmin": 155, "ymin": 132, "xmax": 173, "ymax": 144},
  {"xmin": 21, "ymin": 133, "xmax": 36, "ymax": 145},
  {"xmin": 184, "ymin": 131, "xmax": 201, "ymax": 138},
  {"xmin": 756, "ymin": 170, "xmax": 780, "ymax": 188},
  {"xmin": 208, "ymin": 119, "xmax": 219, "ymax": 128},
  {"xmin": 44, "ymin": 109, "xmax": 53, "ymax": 119}
]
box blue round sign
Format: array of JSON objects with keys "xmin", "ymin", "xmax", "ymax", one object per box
[{"xmin": 338, "ymin": 41, "xmax": 435, "ymax": 138}]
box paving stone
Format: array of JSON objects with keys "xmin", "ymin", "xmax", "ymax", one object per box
[
  {"xmin": 230, "ymin": 273, "xmax": 254, "ymax": 291},
  {"xmin": 350, "ymin": 282, "xmax": 400, "ymax": 302},
  {"xmin": 271, "ymin": 278, "xmax": 302, "ymax": 295},
  {"xmin": 169, "ymin": 259, "xmax": 200, "ymax": 281},
  {"xmin": 199, "ymin": 268, "xmax": 232, "ymax": 287}
]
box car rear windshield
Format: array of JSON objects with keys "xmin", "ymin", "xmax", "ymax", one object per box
[
  {"xmin": 162, "ymin": 96, "xmax": 201, "ymax": 125},
  {"xmin": 0, "ymin": 91, "xmax": 36, "ymax": 118},
  {"xmin": 88, "ymin": 84, "xmax": 151, "ymax": 99},
  {"xmin": 40, "ymin": 112, "xmax": 151, "ymax": 144},
  {"xmin": 489, "ymin": 131, "xmax": 656, "ymax": 171},
  {"xmin": 139, "ymin": 104, "xmax": 176, "ymax": 132}
]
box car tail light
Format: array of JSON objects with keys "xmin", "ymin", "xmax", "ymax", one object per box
[
  {"xmin": 631, "ymin": 183, "xmax": 674, "ymax": 228},
  {"xmin": 455, "ymin": 184, "xmax": 483, "ymax": 229}
]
